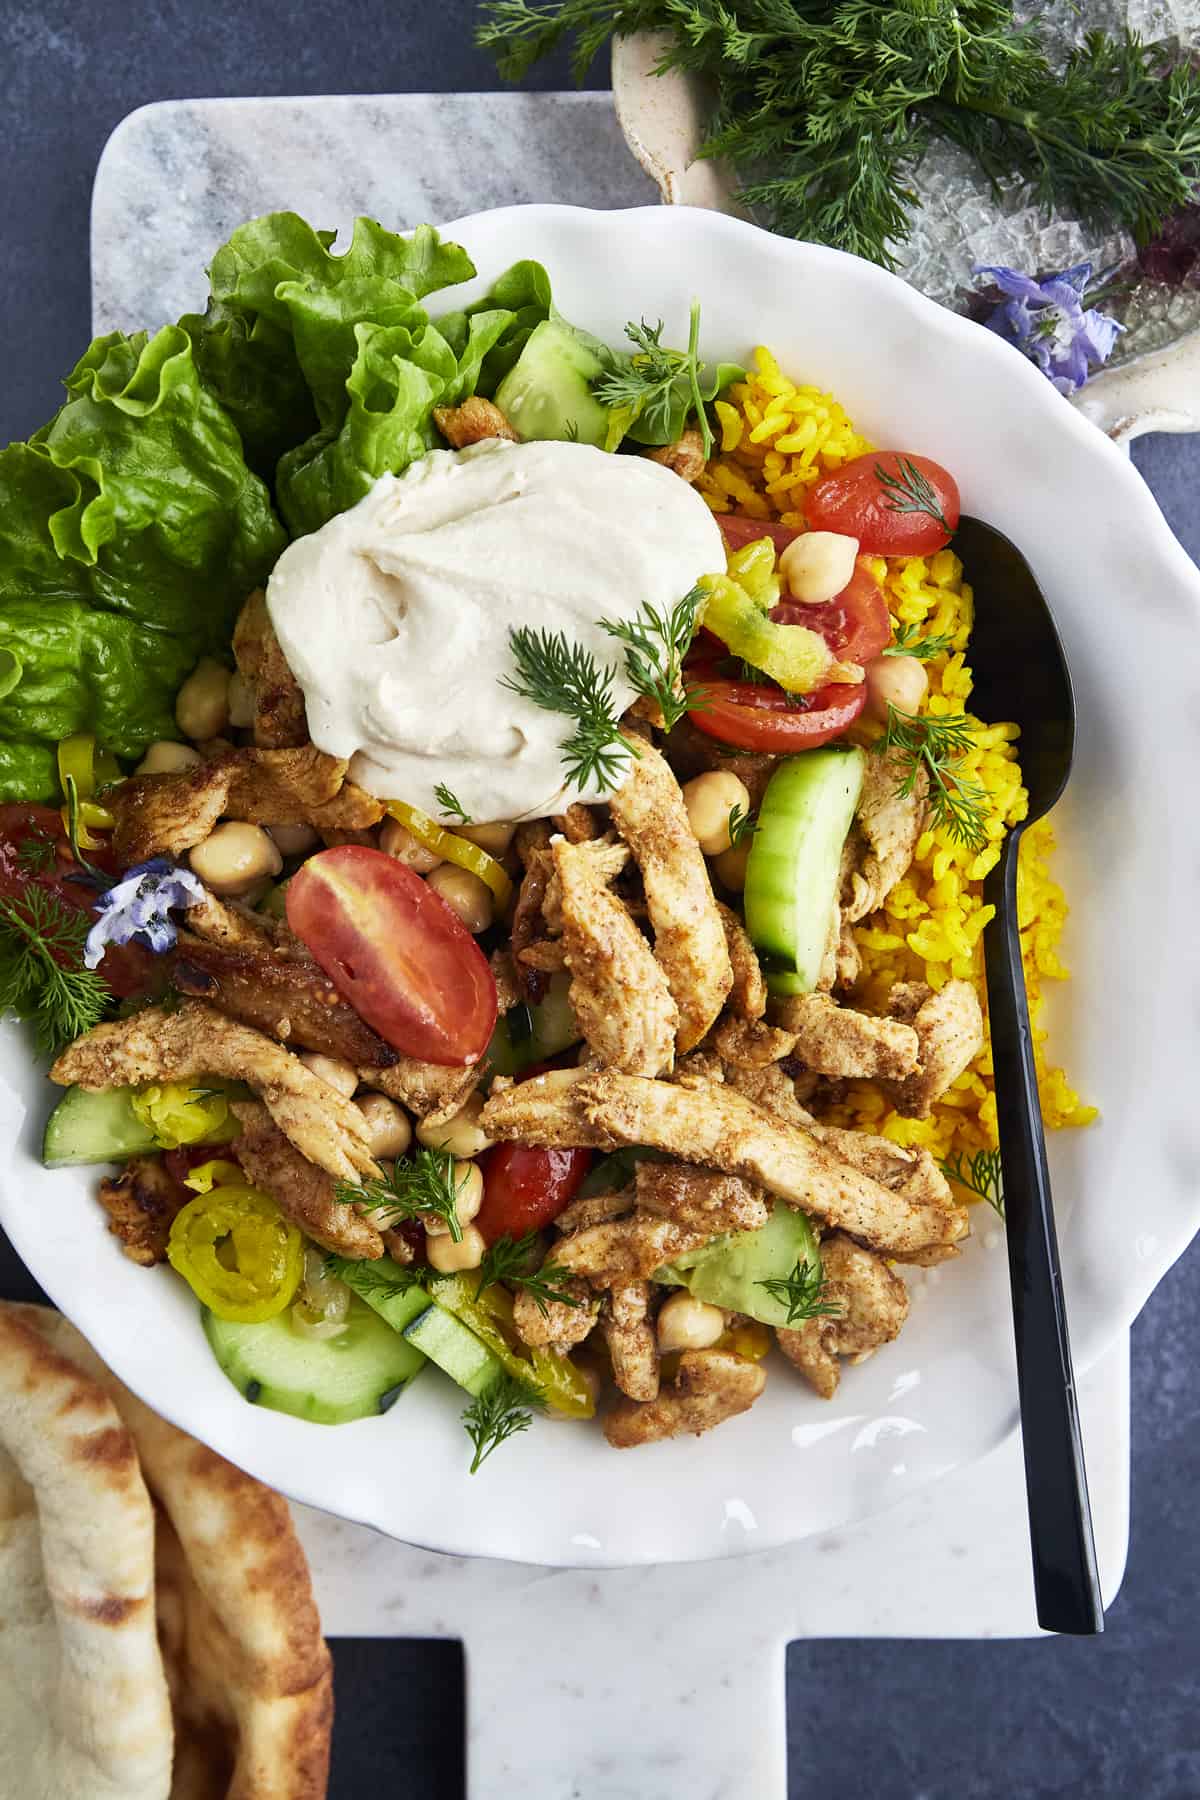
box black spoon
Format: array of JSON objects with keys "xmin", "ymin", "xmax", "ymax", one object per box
[{"xmin": 953, "ymin": 515, "xmax": 1102, "ymax": 1636}]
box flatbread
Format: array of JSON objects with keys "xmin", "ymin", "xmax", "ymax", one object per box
[
  {"xmin": 9, "ymin": 1304, "xmax": 334, "ymax": 1800},
  {"xmin": 0, "ymin": 1305, "xmax": 174, "ymax": 1800}
]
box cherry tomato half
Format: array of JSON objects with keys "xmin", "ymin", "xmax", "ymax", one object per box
[
  {"xmin": 714, "ymin": 515, "xmax": 892, "ymax": 667},
  {"xmin": 0, "ymin": 803, "xmax": 152, "ymax": 999},
  {"xmin": 686, "ymin": 670, "xmax": 869, "ymax": 753},
  {"xmin": 286, "ymin": 845, "xmax": 498, "ymax": 1067},
  {"xmin": 805, "ymin": 452, "xmax": 960, "ymax": 556},
  {"xmin": 716, "ymin": 514, "xmax": 801, "ymax": 557},
  {"xmin": 475, "ymin": 1142, "xmax": 593, "ymax": 1246}
]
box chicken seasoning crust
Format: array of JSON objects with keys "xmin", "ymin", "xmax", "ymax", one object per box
[{"xmin": 17, "ymin": 215, "xmax": 1093, "ymax": 1474}]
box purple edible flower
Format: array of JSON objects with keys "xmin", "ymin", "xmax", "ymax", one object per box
[
  {"xmin": 974, "ymin": 262, "xmax": 1124, "ymax": 396},
  {"xmin": 84, "ymin": 857, "xmax": 206, "ymax": 970}
]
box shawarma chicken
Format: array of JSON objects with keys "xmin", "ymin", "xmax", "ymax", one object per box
[
  {"xmin": 112, "ymin": 746, "xmax": 357, "ymax": 865},
  {"xmin": 554, "ymin": 1212, "xmax": 711, "ymax": 1285},
  {"xmin": 777, "ymin": 1232, "xmax": 910, "ymax": 1399},
  {"xmin": 604, "ymin": 1349, "xmax": 766, "ymax": 1447},
  {"xmin": 551, "ymin": 836, "xmax": 678, "ymax": 1077},
  {"xmin": 842, "ymin": 754, "xmax": 929, "ymax": 923},
  {"xmin": 602, "ymin": 1281, "xmax": 661, "ymax": 1401},
  {"xmin": 232, "ymin": 588, "xmax": 309, "ymax": 748},
  {"xmin": 479, "ymin": 1071, "xmax": 620, "ymax": 1151},
  {"xmin": 716, "ymin": 901, "xmax": 768, "ymax": 1021},
  {"xmin": 885, "ymin": 979, "xmax": 985, "ymax": 1118},
  {"xmin": 512, "ymin": 1279, "xmax": 599, "ymax": 1354},
  {"xmin": 635, "ymin": 1161, "xmax": 769, "ymax": 1234},
  {"xmin": 97, "ymin": 1156, "xmax": 190, "ymax": 1267},
  {"xmin": 363, "ymin": 1058, "xmax": 482, "ymax": 1126},
  {"xmin": 51, "ymin": 1002, "xmax": 379, "ymax": 1185},
  {"xmin": 231, "ymin": 1103, "xmax": 385, "ymax": 1260},
  {"xmin": 770, "ymin": 992, "xmax": 920, "ymax": 1082}
]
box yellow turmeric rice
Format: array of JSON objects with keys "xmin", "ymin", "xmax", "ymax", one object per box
[{"xmin": 698, "ymin": 349, "xmax": 1096, "ymax": 1189}]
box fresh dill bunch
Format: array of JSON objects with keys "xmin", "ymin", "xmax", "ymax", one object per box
[
  {"xmin": 757, "ymin": 1255, "xmax": 842, "ymax": 1325},
  {"xmin": 478, "ymin": 0, "xmax": 1200, "ymax": 266},
  {"xmin": 592, "ymin": 303, "xmax": 715, "ymax": 456},
  {"xmin": 876, "ymin": 705, "xmax": 991, "ymax": 852},
  {"xmin": 884, "ymin": 622, "xmax": 957, "ymax": 661},
  {"xmin": 475, "ymin": 1231, "xmax": 585, "ymax": 1316},
  {"xmin": 727, "ymin": 802, "xmax": 758, "ymax": 849},
  {"xmin": 599, "ymin": 584, "xmax": 707, "ymax": 733},
  {"xmin": 462, "ymin": 1373, "xmax": 544, "ymax": 1473},
  {"xmin": 333, "ymin": 1146, "xmax": 469, "ymax": 1243},
  {"xmin": 502, "ymin": 625, "xmax": 633, "ymax": 794},
  {"xmin": 940, "ymin": 1147, "xmax": 1004, "ymax": 1216},
  {"xmin": 433, "ymin": 782, "xmax": 472, "ymax": 826},
  {"xmin": 0, "ymin": 887, "xmax": 111, "ymax": 1057}
]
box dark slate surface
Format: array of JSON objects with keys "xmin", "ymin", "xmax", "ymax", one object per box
[{"xmin": 2, "ymin": 4, "xmax": 1199, "ymax": 1794}]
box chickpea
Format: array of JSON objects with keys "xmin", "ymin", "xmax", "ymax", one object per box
[
  {"xmin": 175, "ymin": 657, "xmax": 232, "ymax": 742},
  {"xmin": 456, "ymin": 820, "xmax": 516, "ymax": 857},
  {"xmin": 682, "ymin": 770, "xmax": 751, "ymax": 856},
  {"xmin": 416, "ymin": 1089, "xmax": 492, "ymax": 1158},
  {"xmin": 299, "ymin": 1053, "xmax": 359, "ymax": 1099},
  {"xmin": 354, "ymin": 1093, "xmax": 412, "ymax": 1159},
  {"xmin": 268, "ymin": 822, "xmax": 321, "ymax": 858},
  {"xmin": 865, "ymin": 653, "xmax": 929, "ymax": 721},
  {"xmin": 134, "ymin": 739, "xmax": 203, "ymax": 776},
  {"xmin": 226, "ymin": 671, "xmax": 256, "ymax": 729},
  {"xmin": 711, "ymin": 841, "xmax": 751, "ymax": 893},
  {"xmin": 425, "ymin": 1223, "xmax": 487, "ymax": 1274},
  {"xmin": 778, "ymin": 530, "xmax": 860, "ymax": 605},
  {"xmin": 189, "ymin": 822, "xmax": 282, "ymax": 897},
  {"xmin": 422, "ymin": 1160, "xmax": 484, "ymax": 1238},
  {"xmin": 656, "ymin": 1291, "xmax": 726, "ymax": 1353},
  {"xmin": 426, "ymin": 864, "xmax": 494, "ymax": 934},
  {"xmin": 380, "ymin": 816, "xmax": 442, "ymax": 873}
]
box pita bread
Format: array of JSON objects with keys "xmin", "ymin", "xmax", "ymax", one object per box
[
  {"xmin": 0, "ymin": 1305, "xmax": 174, "ymax": 1800},
  {"xmin": 0, "ymin": 1304, "xmax": 334, "ymax": 1800}
]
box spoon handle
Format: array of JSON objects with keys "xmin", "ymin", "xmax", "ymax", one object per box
[{"xmin": 984, "ymin": 840, "xmax": 1104, "ymax": 1635}]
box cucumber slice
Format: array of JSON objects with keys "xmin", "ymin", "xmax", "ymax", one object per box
[
  {"xmin": 43, "ymin": 1086, "xmax": 157, "ymax": 1168},
  {"xmin": 656, "ymin": 1203, "xmax": 822, "ymax": 1329},
  {"xmin": 336, "ymin": 1260, "xmax": 432, "ymax": 1336},
  {"xmin": 403, "ymin": 1304, "xmax": 503, "ymax": 1398},
  {"xmin": 493, "ymin": 318, "xmax": 612, "ymax": 448},
  {"xmin": 744, "ymin": 747, "xmax": 866, "ymax": 996},
  {"xmin": 202, "ymin": 1295, "xmax": 424, "ymax": 1425}
]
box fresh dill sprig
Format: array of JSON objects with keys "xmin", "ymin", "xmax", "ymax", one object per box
[
  {"xmin": 727, "ymin": 802, "xmax": 757, "ymax": 849},
  {"xmin": 940, "ymin": 1147, "xmax": 1004, "ymax": 1217},
  {"xmin": 502, "ymin": 626, "xmax": 633, "ymax": 794},
  {"xmin": 884, "ymin": 622, "xmax": 957, "ymax": 661},
  {"xmin": 875, "ymin": 458, "xmax": 950, "ymax": 535},
  {"xmin": 333, "ymin": 1146, "xmax": 469, "ymax": 1243},
  {"xmin": 16, "ymin": 833, "xmax": 58, "ymax": 875},
  {"xmin": 433, "ymin": 782, "xmax": 472, "ymax": 826},
  {"xmin": 475, "ymin": 1231, "xmax": 585, "ymax": 1317},
  {"xmin": 462, "ymin": 1373, "xmax": 544, "ymax": 1474},
  {"xmin": 599, "ymin": 584, "xmax": 707, "ymax": 733},
  {"xmin": 0, "ymin": 886, "xmax": 111, "ymax": 1057},
  {"xmin": 757, "ymin": 1255, "xmax": 842, "ymax": 1326},
  {"xmin": 876, "ymin": 705, "xmax": 991, "ymax": 852},
  {"xmin": 592, "ymin": 302, "xmax": 715, "ymax": 457},
  {"xmin": 322, "ymin": 1252, "xmax": 449, "ymax": 1294},
  {"xmin": 478, "ymin": 2, "xmax": 1200, "ymax": 268}
]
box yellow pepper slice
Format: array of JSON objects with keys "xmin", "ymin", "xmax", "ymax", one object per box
[
  {"xmin": 725, "ymin": 537, "xmax": 781, "ymax": 610},
  {"xmin": 57, "ymin": 734, "xmax": 117, "ymax": 848},
  {"xmin": 167, "ymin": 1181, "xmax": 303, "ymax": 1322},
  {"xmin": 384, "ymin": 801, "xmax": 513, "ymax": 910},
  {"xmin": 184, "ymin": 1159, "xmax": 246, "ymax": 1193},
  {"xmin": 436, "ymin": 1275, "xmax": 596, "ymax": 1419},
  {"xmin": 700, "ymin": 573, "xmax": 832, "ymax": 695},
  {"xmin": 129, "ymin": 1083, "xmax": 239, "ymax": 1152}
]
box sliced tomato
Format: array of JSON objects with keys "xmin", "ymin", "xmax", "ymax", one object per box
[
  {"xmin": 285, "ymin": 845, "xmax": 497, "ymax": 1066},
  {"xmin": 687, "ymin": 670, "xmax": 868, "ymax": 752},
  {"xmin": 716, "ymin": 514, "xmax": 801, "ymax": 556},
  {"xmin": 475, "ymin": 1142, "xmax": 593, "ymax": 1246},
  {"xmin": 806, "ymin": 452, "xmax": 960, "ymax": 556},
  {"xmin": 772, "ymin": 564, "xmax": 891, "ymax": 666},
  {"xmin": 0, "ymin": 803, "xmax": 152, "ymax": 999}
]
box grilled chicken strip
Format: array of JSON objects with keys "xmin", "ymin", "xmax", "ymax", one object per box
[
  {"xmin": 572, "ymin": 1072, "xmax": 968, "ymax": 1261},
  {"xmin": 885, "ymin": 978, "xmax": 985, "ymax": 1118},
  {"xmin": 842, "ymin": 755, "xmax": 928, "ymax": 923},
  {"xmin": 634, "ymin": 1162, "xmax": 769, "ymax": 1234},
  {"xmin": 770, "ymin": 992, "xmax": 920, "ymax": 1082},
  {"xmin": 184, "ymin": 889, "xmax": 276, "ymax": 953},
  {"xmin": 51, "ymin": 1002, "xmax": 379, "ymax": 1185},
  {"xmin": 716, "ymin": 900, "xmax": 768, "ymax": 1021},
  {"xmin": 607, "ymin": 735, "xmax": 732, "ymax": 1053},
  {"xmin": 552, "ymin": 836, "xmax": 677, "ymax": 1077},
  {"xmin": 711, "ymin": 1016, "xmax": 798, "ymax": 1070},
  {"xmin": 777, "ymin": 1232, "xmax": 910, "ymax": 1398},
  {"xmin": 112, "ymin": 745, "xmax": 352, "ymax": 864},
  {"xmin": 602, "ymin": 1281, "xmax": 660, "ymax": 1402},
  {"xmin": 231, "ymin": 1102, "xmax": 384, "ymax": 1260},
  {"xmin": 604, "ymin": 1349, "xmax": 766, "ymax": 1448},
  {"xmin": 432, "ymin": 396, "xmax": 519, "ymax": 447},
  {"xmin": 97, "ymin": 1156, "xmax": 190, "ymax": 1267},
  {"xmin": 555, "ymin": 1213, "xmax": 710, "ymax": 1285},
  {"xmin": 360, "ymin": 1059, "xmax": 481, "ymax": 1126},
  {"xmin": 512, "ymin": 1279, "xmax": 599, "ymax": 1354},
  {"xmin": 479, "ymin": 1071, "xmax": 621, "ymax": 1150},
  {"xmin": 232, "ymin": 588, "xmax": 309, "ymax": 749},
  {"xmin": 169, "ymin": 934, "xmax": 398, "ymax": 1067}
]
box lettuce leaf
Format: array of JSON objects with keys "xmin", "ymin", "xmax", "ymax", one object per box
[{"xmin": 438, "ymin": 259, "xmax": 553, "ymax": 395}]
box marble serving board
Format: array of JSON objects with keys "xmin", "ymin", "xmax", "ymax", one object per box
[{"xmin": 92, "ymin": 94, "xmax": 1131, "ymax": 1799}]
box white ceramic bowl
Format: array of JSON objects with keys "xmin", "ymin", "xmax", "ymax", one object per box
[{"xmin": 4, "ymin": 204, "xmax": 1199, "ymax": 1566}]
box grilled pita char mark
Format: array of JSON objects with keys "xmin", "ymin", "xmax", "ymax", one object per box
[
  {"xmin": 607, "ymin": 734, "xmax": 733, "ymax": 1053},
  {"xmin": 231, "ymin": 1103, "xmax": 384, "ymax": 1260},
  {"xmin": 51, "ymin": 1001, "xmax": 379, "ymax": 1185}
]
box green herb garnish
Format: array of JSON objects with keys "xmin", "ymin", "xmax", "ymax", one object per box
[
  {"xmin": 939, "ymin": 1147, "xmax": 1004, "ymax": 1217},
  {"xmin": 322, "ymin": 1252, "xmax": 450, "ymax": 1293},
  {"xmin": 875, "ymin": 458, "xmax": 950, "ymax": 536},
  {"xmin": 333, "ymin": 1146, "xmax": 470, "ymax": 1243},
  {"xmin": 599, "ymin": 585, "xmax": 707, "ymax": 734},
  {"xmin": 0, "ymin": 887, "xmax": 111, "ymax": 1057},
  {"xmin": 478, "ymin": 1, "xmax": 1200, "ymax": 269},
  {"xmin": 727, "ymin": 802, "xmax": 758, "ymax": 849},
  {"xmin": 462, "ymin": 1373, "xmax": 544, "ymax": 1473},
  {"xmin": 756, "ymin": 1255, "xmax": 841, "ymax": 1326},
  {"xmin": 592, "ymin": 303, "xmax": 714, "ymax": 457},
  {"xmin": 884, "ymin": 622, "xmax": 957, "ymax": 661},
  {"xmin": 875, "ymin": 705, "xmax": 990, "ymax": 852},
  {"xmin": 503, "ymin": 626, "xmax": 632, "ymax": 793},
  {"xmin": 16, "ymin": 834, "xmax": 58, "ymax": 875},
  {"xmin": 434, "ymin": 782, "xmax": 472, "ymax": 826},
  {"xmin": 475, "ymin": 1231, "xmax": 585, "ymax": 1316}
]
